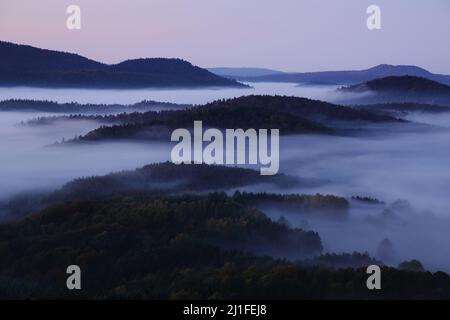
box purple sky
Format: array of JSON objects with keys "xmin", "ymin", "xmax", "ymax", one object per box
[{"xmin": 1, "ymin": 0, "xmax": 449, "ymax": 73}]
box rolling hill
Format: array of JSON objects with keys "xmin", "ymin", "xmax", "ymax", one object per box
[
  {"xmin": 340, "ymin": 76, "xmax": 450, "ymax": 105},
  {"xmin": 64, "ymin": 95, "xmax": 402, "ymax": 142},
  {"xmin": 0, "ymin": 191, "xmax": 448, "ymax": 299},
  {"xmin": 0, "ymin": 162, "xmax": 311, "ymax": 222},
  {"xmin": 0, "ymin": 41, "xmax": 245, "ymax": 88},
  {"xmin": 343, "ymin": 76, "xmax": 450, "ymax": 94}
]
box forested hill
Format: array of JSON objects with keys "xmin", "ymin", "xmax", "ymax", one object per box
[
  {"xmin": 340, "ymin": 76, "xmax": 450, "ymax": 105},
  {"xmin": 343, "ymin": 76, "xmax": 450, "ymax": 94},
  {"xmin": 0, "ymin": 193, "xmax": 449, "ymax": 299},
  {"xmin": 0, "ymin": 41, "xmax": 245, "ymax": 88},
  {"xmin": 67, "ymin": 95, "xmax": 401, "ymax": 142},
  {"xmin": 1, "ymin": 163, "xmax": 311, "ymax": 221},
  {"xmin": 47, "ymin": 162, "xmax": 302, "ymax": 203},
  {"xmin": 202, "ymin": 95, "xmax": 401, "ymax": 122}
]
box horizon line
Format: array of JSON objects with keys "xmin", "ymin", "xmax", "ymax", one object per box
[{"xmin": 1, "ymin": 39, "xmax": 446, "ymax": 75}]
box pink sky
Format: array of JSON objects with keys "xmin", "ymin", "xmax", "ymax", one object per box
[{"xmin": 1, "ymin": 0, "xmax": 449, "ymax": 73}]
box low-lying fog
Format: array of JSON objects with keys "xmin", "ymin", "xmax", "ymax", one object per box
[
  {"xmin": 225, "ymin": 120, "xmax": 450, "ymax": 272},
  {"xmin": 0, "ymin": 82, "xmax": 340, "ymax": 105},
  {"xmin": 0, "ymin": 112, "xmax": 170, "ymax": 200},
  {"xmin": 276, "ymin": 126, "xmax": 450, "ymax": 272},
  {"xmin": 2, "ymin": 83, "xmax": 450, "ymax": 272}
]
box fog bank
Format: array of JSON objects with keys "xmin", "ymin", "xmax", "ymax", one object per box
[
  {"xmin": 0, "ymin": 83, "xmax": 339, "ymax": 105},
  {"xmin": 0, "ymin": 112, "xmax": 170, "ymax": 200}
]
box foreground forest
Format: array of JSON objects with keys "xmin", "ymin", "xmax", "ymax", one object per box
[
  {"xmin": 0, "ymin": 161, "xmax": 449, "ymax": 299},
  {"xmin": 1, "ymin": 192, "xmax": 450, "ymax": 299}
]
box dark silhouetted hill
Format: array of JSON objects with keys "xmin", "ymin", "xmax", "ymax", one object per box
[
  {"xmin": 344, "ymin": 76, "xmax": 450, "ymax": 94},
  {"xmin": 340, "ymin": 76, "xmax": 450, "ymax": 105},
  {"xmin": 47, "ymin": 162, "xmax": 302, "ymax": 203},
  {"xmin": 1, "ymin": 162, "xmax": 311, "ymax": 221},
  {"xmin": 67, "ymin": 95, "xmax": 401, "ymax": 142},
  {"xmin": 0, "ymin": 41, "xmax": 245, "ymax": 88}
]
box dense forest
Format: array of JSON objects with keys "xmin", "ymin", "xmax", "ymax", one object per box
[
  {"xmin": 0, "ymin": 163, "xmax": 307, "ymax": 221},
  {"xmin": 0, "ymin": 193, "xmax": 448, "ymax": 299},
  {"xmin": 49, "ymin": 163, "xmax": 302, "ymax": 201},
  {"xmin": 0, "ymin": 193, "xmax": 320, "ymax": 298},
  {"xmin": 232, "ymin": 191, "xmax": 349, "ymax": 220}
]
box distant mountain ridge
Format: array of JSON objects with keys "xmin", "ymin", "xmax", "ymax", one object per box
[
  {"xmin": 0, "ymin": 41, "xmax": 245, "ymax": 88},
  {"xmin": 225, "ymin": 64, "xmax": 450, "ymax": 85}
]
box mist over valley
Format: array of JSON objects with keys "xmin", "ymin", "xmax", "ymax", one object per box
[
  {"xmin": 2, "ymin": 42, "xmax": 450, "ymax": 298},
  {"xmin": 2, "ymin": 80, "xmax": 450, "ymax": 277}
]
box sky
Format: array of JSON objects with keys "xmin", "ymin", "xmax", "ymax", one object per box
[{"xmin": 0, "ymin": 0, "xmax": 449, "ymax": 73}]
